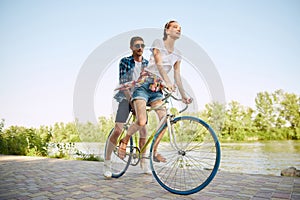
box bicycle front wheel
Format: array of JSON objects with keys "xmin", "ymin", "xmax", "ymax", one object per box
[
  {"xmin": 104, "ymin": 128, "xmax": 133, "ymax": 178},
  {"xmin": 150, "ymin": 116, "xmax": 221, "ymax": 195}
]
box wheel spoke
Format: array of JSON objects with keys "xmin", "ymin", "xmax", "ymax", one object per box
[{"xmin": 151, "ymin": 116, "xmax": 221, "ymax": 195}]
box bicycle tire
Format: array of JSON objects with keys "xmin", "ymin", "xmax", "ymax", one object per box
[
  {"xmin": 104, "ymin": 128, "xmax": 133, "ymax": 178},
  {"xmin": 150, "ymin": 116, "xmax": 221, "ymax": 195}
]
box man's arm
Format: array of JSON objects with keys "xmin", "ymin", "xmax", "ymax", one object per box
[{"xmin": 119, "ymin": 58, "xmax": 132, "ymax": 101}]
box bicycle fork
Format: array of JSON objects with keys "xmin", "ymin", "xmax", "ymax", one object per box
[{"xmin": 167, "ymin": 115, "xmax": 181, "ymax": 152}]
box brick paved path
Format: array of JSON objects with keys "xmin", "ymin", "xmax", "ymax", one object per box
[{"xmin": 0, "ymin": 155, "xmax": 299, "ymax": 200}]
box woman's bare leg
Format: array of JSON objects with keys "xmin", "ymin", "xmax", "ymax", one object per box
[
  {"xmin": 139, "ymin": 126, "xmax": 147, "ymax": 155},
  {"xmin": 150, "ymin": 99, "xmax": 167, "ymax": 162}
]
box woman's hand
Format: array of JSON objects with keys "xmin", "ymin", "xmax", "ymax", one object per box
[{"xmin": 182, "ymin": 96, "xmax": 193, "ymax": 104}]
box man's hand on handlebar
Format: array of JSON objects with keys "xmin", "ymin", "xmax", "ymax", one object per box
[{"xmin": 164, "ymin": 81, "xmax": 176, "ymax": 92}]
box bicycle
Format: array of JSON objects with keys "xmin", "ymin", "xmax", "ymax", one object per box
[{"xmin": 104, "ymin": 89, "xmax": 221, "ymax": 195}]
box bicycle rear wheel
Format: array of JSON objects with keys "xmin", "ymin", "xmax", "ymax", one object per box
[
  {"xmin": 104, "ymin": 128, "xmax": 133, "ymax": 178},
  {"xmin": 150, "ymin": 116, "xmax": 221, "ymax": 195}
]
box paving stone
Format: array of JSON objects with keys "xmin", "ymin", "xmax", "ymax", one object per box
[{"xmin": 0, "ymin": 155, "xmax": 299, "ymax": 199}]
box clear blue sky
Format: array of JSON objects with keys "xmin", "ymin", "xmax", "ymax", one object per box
[{"xmin": 1, "ymin": 0, "xmax": 299, "ymax": 127}]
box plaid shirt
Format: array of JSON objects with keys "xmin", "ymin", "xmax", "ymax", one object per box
[
  {"xmin": 114, "ymin": 55, "xmax": 148, "ymax": 102},
  {"xmin": 119, "ymin": 55, "xmax": 148, "ymax": 84}
]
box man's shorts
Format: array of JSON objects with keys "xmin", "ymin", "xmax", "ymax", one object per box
[
  {"xmin": 115, "ymin": 100, "xmax": 131, "ymax": 123},
  {"xmin": 131, "ymin": 81, "xmax": 163, "ymax": 104}
]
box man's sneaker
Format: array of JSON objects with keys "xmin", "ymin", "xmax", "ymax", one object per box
[
  {"xmin": 140, "ymin": 158, "xmax": 152, "ymax": 175},
  {"xmin": 103, "ymin": 160, "xmax": 112, "ymax": 178}
]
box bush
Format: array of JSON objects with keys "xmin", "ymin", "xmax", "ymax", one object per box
[{"xmin": 0, "ymin": 126, "xmax": 50, "ymax": 156}]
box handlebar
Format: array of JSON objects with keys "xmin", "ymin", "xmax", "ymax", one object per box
[{"xmin": 162, "ymin": 88, "xmax": 189, "ymax": 114}]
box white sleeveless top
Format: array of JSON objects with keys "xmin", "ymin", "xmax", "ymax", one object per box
[{"xmin": 145, "ymin": 39, "xmax": 182, "ymax": 78}]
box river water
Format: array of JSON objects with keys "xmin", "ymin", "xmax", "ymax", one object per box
[
  {"xmin": 55, "ymin": 140, "xmax": 300, "ymax": 176},
  {"xmin": 220, "ymin": 140, "xmax": 300, "ymax": 176}
]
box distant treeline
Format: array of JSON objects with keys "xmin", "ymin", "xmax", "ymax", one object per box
[
  {"xmin": 201, "ymin": 89, "xmax": 300, "ymax": 141},
  {"xmin": 0, "ymin": 89, "xmax": 299, "ymax": 156}
]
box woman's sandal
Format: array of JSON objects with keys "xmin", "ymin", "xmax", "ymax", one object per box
[
  {"xmin": 153, "ymin": 152, "xmax": 167, "ymax": 163},
  {"xmin": 118, "ymin": 139, "xmax": 128, "ymax": 160}
]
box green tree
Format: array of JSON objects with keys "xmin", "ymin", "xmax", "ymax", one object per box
[
  {"xmin": 253, "ymin": 90, "xmax": 300, "ymax": 140},
  {"xmin": 1, "ymin": 126, "xmax": 28, "ymax": 155},
  {"xmin": 77, "ymin": 121, "xmax": 101, "ymax": 142},
  {"xmin": 98, "ymin": 116, "xmax": 114, "ymax": 141},
  {"xmin": 0, "ymin": 118, "xmax": 4, "ymax": 133},
  {"xmin": 272, "ymin": 89, "xmax": 287, "ymax": 129},
  {"xmin": 0, "ymin": 119, "xmax": 6, "ymax": 153},
  {"xmin": 52, "ymin": 122, "xmax": 67, "ymax": 142},
  {"xmin": 242, "ymin": 107, "xmax": 257, "ymax": 139},
  {"xmin": 254, "ymin": 91, "xmax": 277, "ymax": 138},
  {"xmin": 224, "ymin": 101, "xmax": 240, "ymax": 138},
  {"xmin": 203, "ymin": 102, "xmax": 226, "ymax": 137},
  {"xmin": 280, "ymin": 92, "xmax": 300, "ymax": 139},
  {"xmin": 0, "ymin": 126, "xmax": 49, "ymax": 156},
  {"xmin": 51, "ymin": 122, "xmax": 80, "ymax": 142},
  {"xmin": 223, "ymin": 101, "xmax": 254, "ymax": 140}
]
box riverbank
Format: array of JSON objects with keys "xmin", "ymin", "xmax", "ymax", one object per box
[
  {"xmin": 1, "ymin": 155, "xmax": 299, "ymax": 199},
  {"xmin": 49, "ymin": 141, "xmax": 300, "ymax": 176}
]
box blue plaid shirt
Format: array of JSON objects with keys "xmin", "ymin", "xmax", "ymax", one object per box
[{"xmin": 114, "ymin": 55, "xmax": 148, "ymax": 102}]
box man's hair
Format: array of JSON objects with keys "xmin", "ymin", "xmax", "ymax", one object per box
[{"xmin": 130, "ymin": 36, "xmax": 144, "ymax": 47}]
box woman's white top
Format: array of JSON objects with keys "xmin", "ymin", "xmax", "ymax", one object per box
[{"xmin": 145, "ymin": 39, "xmax": 182, "ymax": 78}]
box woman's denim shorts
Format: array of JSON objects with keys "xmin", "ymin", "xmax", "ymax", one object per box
[{"xmin": 131, "ymin": 81, "xmax": 163, "ymax": 104}]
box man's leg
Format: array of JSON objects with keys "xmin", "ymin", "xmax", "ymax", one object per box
[
  {"xmin": 103, "ymin": 122, "xmax": 124, "ymax": 178},
  {"xmin": 104, "ymin": 100, "xmax": 130, "ymax": 178},
  {"xmin": 105, "ymin": 122, "xmax": 123, "ymax": 160},
  {"xmin": 118, "ymin": 99, "xmax": 147, "ymax": 159}
]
